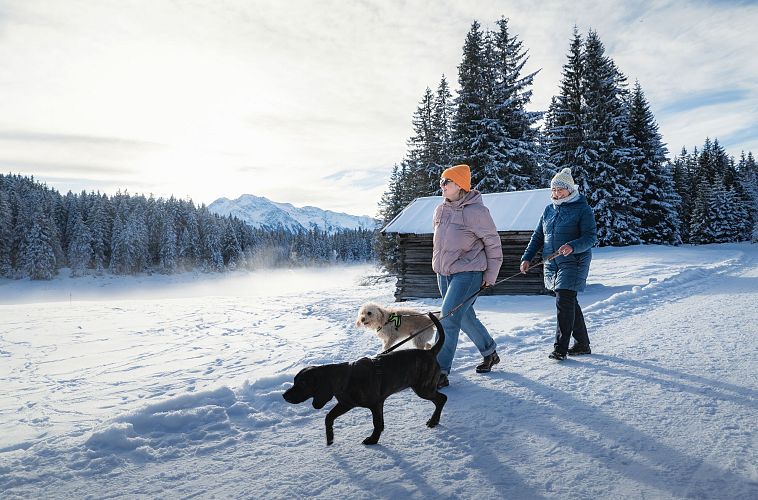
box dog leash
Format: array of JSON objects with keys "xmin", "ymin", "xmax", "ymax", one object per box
[{"xmin": 379, "ymin": 250, "xmax": 562, "ymax": 355}]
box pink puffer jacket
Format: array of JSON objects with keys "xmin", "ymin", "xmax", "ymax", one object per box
[{"xmin": 432, "ymin": 190, "xmax": 503, "ymax": 284}]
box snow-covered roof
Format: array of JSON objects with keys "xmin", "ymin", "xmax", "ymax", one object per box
[{"xmin": 382, "ymin": 188, "xmax": 551, "ymax": 234}]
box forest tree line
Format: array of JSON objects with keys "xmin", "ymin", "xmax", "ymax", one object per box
[
  {"xmin": 375, "ymin": 18, "xmax": 757, "ymax": 272},
  {"xmin": 0, "ymin": 174, "xmax": 375, "ymax": 280}
]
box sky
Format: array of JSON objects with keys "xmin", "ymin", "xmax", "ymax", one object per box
[
  {"xmin": 0, "ymin": 0, "xmax": 756, "ymax": 217},
  {"xmin": 1, "ymin": 243, "xmax": 756, "ymax": 497}
]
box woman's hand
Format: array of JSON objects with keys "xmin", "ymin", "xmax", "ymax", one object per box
[
  {"xmin": 482, "ymin": 280, "xmax": 493, "ymax": 288},
  {"xmin": 558, "ymin": 244, "xmax": 574, "ymax": 256},
  {"xmin": 520, "ymin": 261, "xmax": 530, "ymax": 274}
]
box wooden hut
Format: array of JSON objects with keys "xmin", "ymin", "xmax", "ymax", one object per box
[{"xmin": 383, "ymin": 188, "xmax": 550, "ymax": 301}]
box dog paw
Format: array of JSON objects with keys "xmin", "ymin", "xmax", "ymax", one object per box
[
  {"xmin": 327, "ymin": 439, "xmax": 334, "ymax": 446},
  {"xmin": 426, "ymin": 418, "xmax": 440, "ymax": 428},
  {"xmin": 362, "ymin": 436, "xmax": 379, "ymax": 445}
]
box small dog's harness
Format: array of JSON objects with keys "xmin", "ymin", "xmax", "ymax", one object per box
[{"xmin": 376, "ymin": 313, "xmax": 402, "ymax": 332}]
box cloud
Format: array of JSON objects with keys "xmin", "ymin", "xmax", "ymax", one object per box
[
  {"xmin": 0, "ymin": 0, "xmax": 756, "ymax": 216},
  {"xmin": 0, "ymin": 130, "xmax": 163, "ymax": 149},
  {"xmin": 0, "ymin": 159, "xmax": 133, "ymax": 177},
  {"xmin": 659, "ymin": 89, "xmax": 750, "ymax": 115}
]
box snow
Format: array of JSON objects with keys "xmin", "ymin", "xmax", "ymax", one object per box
[
  {"xmin": 1, "ymin": 243, "xmax": 757, "ymax": 499},
  {"xmin": 383, "ymin": 188, "xmax": 551, "ymax": 234}
]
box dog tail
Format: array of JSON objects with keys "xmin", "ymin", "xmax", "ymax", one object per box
[{"xmin": 428, "ymin": 312, "xmax": 445, "ymax": 357}]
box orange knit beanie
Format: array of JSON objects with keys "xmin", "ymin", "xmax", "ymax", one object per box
[{"xmin": 441, "ymin": 164, "xmax": 471, "ymax": 191}]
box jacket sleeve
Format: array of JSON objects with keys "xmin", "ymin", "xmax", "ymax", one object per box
[
  {"xmin": 469, "ymin": 206, "xmax": 503, "ymax": 284},
  {"xmin": 521, "ymin": 213, "xmax": 545, "ymax": 263},
  {"xmin": 567, "ymin": 204, "xmax": 598, "ymax": 254}
]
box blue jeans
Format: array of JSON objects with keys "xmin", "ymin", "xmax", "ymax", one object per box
[{"xmin": 436, "ymin": 271, "xmax": 497, "ymax": 375}]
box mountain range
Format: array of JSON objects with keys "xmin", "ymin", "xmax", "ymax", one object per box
[{"xmin": 207, "ymin": 194, "xmax": 377, "ymax": 233}]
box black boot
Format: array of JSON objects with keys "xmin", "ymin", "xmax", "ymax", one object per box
[
  {"xmin": 548, "ymin": 350, "xmax": 566, "ymax": 361},
  {"xmin": 567, "ymin": 343, "xmax": 591, "ymax": 355},
  {"xmin": 476, "ymin": 351, "xmax": 500, "ymax": 373},
  {"xmin": 437, "ymin": 374, "xmax": 449, "ymax": 389}
]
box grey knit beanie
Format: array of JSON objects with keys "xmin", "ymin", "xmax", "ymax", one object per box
[{"xmin": 550, "ymin": 167, "xmax": 576, "ymax": 192}]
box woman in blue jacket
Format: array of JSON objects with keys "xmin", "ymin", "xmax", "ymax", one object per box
[{"xmin": 520, "ymin": 168, "xmax": 598, "ymax": 360}]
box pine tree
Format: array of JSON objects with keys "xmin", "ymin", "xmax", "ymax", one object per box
[
  {"xmin": 690, "ymin": 171, "xmax": 719, "ymax": 244},
  {"xmin": 546, "ymin": 28, "xmax": 589, "ymax": 192},
  {"xmin": 375, "ymin": 163, "xmax": 410, "ymax": 273},
  {"xmin": 0, "ymin": 189, "xmax": 12, "ymax": 277},
  {"xmin": 67, "ymin": 214, "xmax": 93, "ymax": 277},
  {"xmin": 22, "ymin": 210, "xmax": 57, "ymax": 280},
  {"xmin": 581, "ymin": 30, "xmax": 640, "ymax": 245},
  {"xmin": 488, "ymin": 16, "xmax": 544, "ymax": 191},
  {"xmin": 727, "ymin": 152, "xmax": 754, "ymax": 241},
  {"xmin": 688, "ymin": 139, "xmax": 743, "ymax": 243},
  {"xmin": 159, "ymin": 210, "xmax": 178, "ymax": 274},
  {"xmin": 430, "ymin": 75, "xmax": 455, "ymax": 179},
  {"xmin": 627, "ymin": 81, "xmax": 681, "ymax": 245},
  {"xmin": 198, "ymin": 208, "xmax": 223, "ymax": 272},
  {"xmin": 221, "ymin": 218, "xmax": 242, "ymax": 269},
  {"xmin": 109, "ymin": 209, "xmax": 129, "ymax": 275},
  {"xmin": 88, "ymin": 193, "xmax": 110, "ymax": 274},
  {"xmin": 737, "ymin": 152, "xmax": 758, "ymax": 241},
  {"xmin": 452, "ymin": 20, "xmax": 489, "ymax": 184},
  {"xmin": 177, "ymin": 200, "xmax": 200, "ymax": 270},
  {"xmin": 671, "ymin": 147, "xmax": 692, "ymax": 243},
  {"xmin": 126, "ymin": 198, "xmax": 149, "ymax": 273},
  {"xmin": 406, "ymin": 87, "xmax": 439, "ymax": 197}
]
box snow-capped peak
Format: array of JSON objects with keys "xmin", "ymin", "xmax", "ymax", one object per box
[{"xmin": 207, "ymin": 194, "xmax": 377, "ymax": 233}]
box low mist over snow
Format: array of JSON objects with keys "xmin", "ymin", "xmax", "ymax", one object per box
[
  {"xmin": 208, "ymin": 194, "xmax": 377, "ymax": 233},
  {"xmin": 1, "ymin": 244, "xmax": 756, "ymax": 498}
]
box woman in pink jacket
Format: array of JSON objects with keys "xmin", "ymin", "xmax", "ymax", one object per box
[{"xmin": 432, "ymin": 164, "xmax": 503, "ymax": 388}]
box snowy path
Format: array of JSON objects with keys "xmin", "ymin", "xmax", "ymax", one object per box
[{"xmin": 0, "ymin": 245, "xmax": 756, "ymax": 499}]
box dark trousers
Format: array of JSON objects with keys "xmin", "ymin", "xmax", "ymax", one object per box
[{"xmin": 554, "ymin": 289, "xmax": 589, "ymax": 353}]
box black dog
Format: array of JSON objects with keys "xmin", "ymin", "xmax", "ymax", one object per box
[{"xmin": 282, "ymin": 313, "xmax": 447, "ymax": 445}]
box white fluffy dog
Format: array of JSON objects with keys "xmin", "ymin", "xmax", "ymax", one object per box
[{"xmin": 355, "ymin": 303, "xmax": 436, "ymax": 351}]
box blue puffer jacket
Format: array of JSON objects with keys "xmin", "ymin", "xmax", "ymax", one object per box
[{"xmin": 521, "ymin": 194, "xmax": 598, "ymax": 292}]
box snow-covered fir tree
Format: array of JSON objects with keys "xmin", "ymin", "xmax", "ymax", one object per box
[
  {"xmin": 581, "ymin": 30, "xmax": 641, "ymax": 246},
  {"xmin": 67, "ymin": 214, "xmax": 93, "ymax": 277},
  {"xmin": 727, "ymin": 152, "xmax": 755, "ymax": 241},
  {"xmin": 221, "ymin": 219, "xmax": 243, "ymax": 269},
  {"xmin": 0, "ymin": 189, "xmax": 12, "ymax": 277},
  {"xmin": 406, "ymin": 86, "xmax": 441, "ymax": 197},
  {"xmin": 430, "ymin": 75, "xmax": 455, "ymax": 180},
  {"xmin": 671, "ymin": 147, "xmax": 692, "ymax": 243},
  {"xmin": 177, "ymin": 200, "xmax": 200, "ymax": 270},
  {"xmin": 88, "ymin": 193, "xmax": 111, "ymax": 274},
  {"xmin": 545, "ymin": 28, "xmax": 589, "ymax": 192},
  {"xmin": 737, "ymin": 151, "xmax": 758, "ymax": 241},
  {"xmin": 451, "ymin": 20, "xmax": 489, "ymax": 187},
  {"xmin": 627, "ymin": 81, "xmax": 681, "ymax": 245},
  {"xmin": 22, "ymin": 208, "xmax": 57, "ymax": 280},
  {"xmin": 198, "ymin": 208, "xmax": 224, "ymax": 272},
  {"xmin": 486, "ymin": 16, "xmax": 544, "ymax": 191},
  {"xmin": 375, "ymin": 163, "xmax": 410, "ymax": 272},
  {"xmin": 159, "ymin": 209, "xmax": 178, "ymax": 274},
  {"xmin": 683, "ymin": 138, "xmax": 753, "ymax": 243},
  {"xmin": 450, "ymin": 18, "xmax": 544, "ymax": 193}
]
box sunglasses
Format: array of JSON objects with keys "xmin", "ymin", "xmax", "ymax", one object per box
[{"xmin": 439, "ymin": 178, "xmax": 454, "ymax": 187}]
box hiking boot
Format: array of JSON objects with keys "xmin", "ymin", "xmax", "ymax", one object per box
[
  {"xmin": 548, "ymin": 350, "xmax": 567, "ymax": 361},
  {"xmin": 476, "ymin": 351, "xmax": 500, "ymax": 373},
  {"xmin": 437, "ymin": 374, "xmax": 449, "ymax": 389},
  {"xmin": 567, "ymin": 343, "xmax": 591, "ymax": 355}
]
